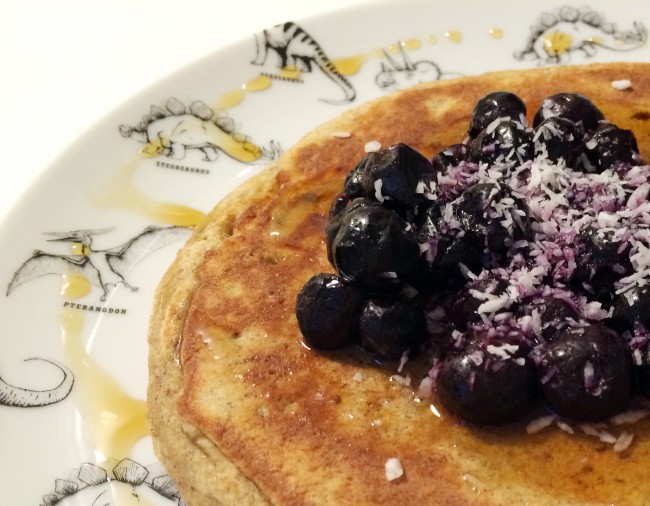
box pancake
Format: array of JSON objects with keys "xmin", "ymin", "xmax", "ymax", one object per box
[{"xmin": 148, "ymin": 62, "xmax": 650, "ymax": 505}]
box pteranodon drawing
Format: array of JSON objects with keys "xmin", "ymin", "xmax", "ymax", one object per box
[{"xmin": 6, "ymin": 225, "xmax": 190, "ymax": 301}]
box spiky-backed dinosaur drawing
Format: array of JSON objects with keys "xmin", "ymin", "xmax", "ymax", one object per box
[
  {"xmin": 515, "ymin": 5, "xmax": 647, "ymax": 64},
  {"xmin": 119, "ymin": 98, "xmax": 280, "ymax": 163},
  {"xmin": 0, "ymin": 358, "xmax": 73, "ymax": 408},
  {"xmin": 251, "ymin": 21, "xmax": 356, "ymax": 104},
  {"xmin": 7, "ymin": 225, "xmax": 190, "ymax": 301},
  {"xmin": 40, "ymin": 459, "xmax": 183, "ymax": 505}
]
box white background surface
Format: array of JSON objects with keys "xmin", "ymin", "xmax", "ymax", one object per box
[{"xmin": 0, "ymin": 0, "xmax": 375, "ymax": 222}]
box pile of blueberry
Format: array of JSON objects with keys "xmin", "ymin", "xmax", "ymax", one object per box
[{"xmin": 296, "ymin": 90, "xmax": 650, "ymax": 425}]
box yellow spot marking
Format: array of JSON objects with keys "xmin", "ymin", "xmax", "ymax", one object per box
[
  {"xmin": 280, "ymin": 64, "xmax": 302, "ymax": 80},
  {"xmin": 543, "ymin": 31, "xmax": 573, "ymax": 57}
]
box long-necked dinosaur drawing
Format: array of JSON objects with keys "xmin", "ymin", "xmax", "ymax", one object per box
[
  {"xmin": 251, "ymin": 21, "xmax": 356, "ymax": 104},
  {"xmin": 7, "ymin": 225, "xmax": 190, "ymax": 301}
]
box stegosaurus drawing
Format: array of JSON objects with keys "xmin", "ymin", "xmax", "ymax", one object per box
[
  {"xmin": 515, "ymin": 5, "xmax": 647, "ymax": 64},
  {"xmin": 119, "ymin": 98, "xmax": 280, "ymax": 163}
]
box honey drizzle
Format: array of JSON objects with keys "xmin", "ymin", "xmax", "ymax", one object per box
[
  {"xmin": 95, "ymin": 152, "xmax": 206, "ymax": 227},
  {"xmin": 60, "ymin": 308, "xmax": 149, "ymax": 461}
]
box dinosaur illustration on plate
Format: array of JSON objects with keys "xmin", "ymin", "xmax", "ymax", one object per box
[
  {"xmin": 251, "ymin": 21, "xmax": 356, "ymax": 104},
  {"xmin": 375, "ymin": 44, "xmax": 443, "ymax": 92},
  {"xmin": 6, "ymin": 225, "xmax": 190, "ymax": 302},
  {"xmin": 119, "ymin": 98, "xmax": 279, "ymax": 163},
  {"xmin": 0, "ymin": 357, "xmax": 73, "ymax": 408},
  {"xmin": 515, "ymin": 5, "xmax": 647, "ymax": 64},
  {"xmin": 40, "ymin": 459, "xmax": 183, "ymax": 505}
]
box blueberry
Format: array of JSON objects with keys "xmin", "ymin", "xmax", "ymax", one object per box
[
  {"xmin": 414, "ymin": 203, "xmax": 484, "ymax": 290},
  {"xmin": 468, "ymin": 91, "xmax": 527, "ymax": 138},
  {"xmin": 630, "ymin": 342, "xmax": 650, "ymax": 398},
  {"xmin": 436, "ymin": 338, "xmax": 539, "ymax": 424},
  {"xmin": 430, "ymin": 235, "xmax": 484, "ymax": 291},
  {"xmin": 328, "ymin": 203, "xmax": 423, "ymax": 290},
  {"xmin": 583, "ymin": 122, "xmax": 641, "ymax": 172},
  {"xmin": 609, "ymin": 285, "xmax": 650, "ymax": 333},
  {"xmin": 325, "ymin": 198, "xmax": 376, "ymax": 265},
  {"xmin": 360, "ymin": 143, "xmax": 437, "ymax": 217},
  {"xmin": 533, "ymin": 116, "xmax": 581, "ymax": 166},
  {"xmin": 470, "ymin": 119, "xmax": 533, "ymax": 164},
  {"xmin": 445, "ymin": 278, "xmax": 509, "ymax": 330},
  {"xmin": 329, "ymin": 157, "xmax": 373, "ymax": 217},
  {"xmin": 454, "ymin": 183, "xmax": 530, "ymax": 260},
  {"xmin": 431, "ymin": 143, "xmax": 469, "ymax": 172},
  {"xmin": 538, "ymin": 325, "xmax": 633, "ymax": 421},
  {"xmin": 295, "ymin": 273, "xmax": 364, "ymax": 350},
  {"xmin": 573, "ymin": 227, "xmax": 631, "ymax": 306},
  {"xmin": 536, "ymin": 297, "xmax": 579, "ymax": 342},
  {"xmin": 358, "ymin": 298, "xmax": 427, "ymax": 359},
  {"xmin": 532, "ymin": 93, "xmax": 604, "ymax": 135}
]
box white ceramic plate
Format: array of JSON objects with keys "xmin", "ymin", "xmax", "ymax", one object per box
[{"xmin": 2, "ymin": 1, "xmax": 649, "ymax": 504}]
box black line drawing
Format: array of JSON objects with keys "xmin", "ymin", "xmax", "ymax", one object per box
[
  {"xmin": 251, "ymin": 21, "xmax": 356, "ymax": 104},
  {"xmin": 375, "ymin": 44, "xmax": 443, "ymax": 92},
  {"xmin": 119, "ymin": 98, "xmax": 281, "ymax": 163},
  {"xmin": 40, "ymin": 459, "xmax": 184, "ymax": 505},
  {"xmin": 515, "ymin": 5, "xmax": 647, "ymax": 64},
  {"xmin": 6, "ymin": 225, "xmax": 191, "ymax": 302},
  {"xmin": 0, "ymin": 358, "xmax": 73, "ymax": 408}
]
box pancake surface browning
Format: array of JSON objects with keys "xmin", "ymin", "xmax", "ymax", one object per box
[{"xmin": 149, "ymin": 63, "xmax": 650, "ymax": 505}]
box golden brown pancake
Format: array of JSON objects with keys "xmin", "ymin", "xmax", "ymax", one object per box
[{"xmin": 148, "ymin": 63, "xmax": 650, "ymax": 505}]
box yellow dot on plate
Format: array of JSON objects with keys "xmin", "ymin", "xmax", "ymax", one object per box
[
  {"xmin": 445, "ymin": 30, "xmax": 462, "ymax": 44},
  {"xmin": 401, "ymin": 38, "xmax": 422, "ymax": 50},
  {"xmin": 489, "ymin": 27, "xmax": 504, "ymax": 39},
  {"xmin": 426, "ymin": 35, "xmax": 438, "ymax": 44}
]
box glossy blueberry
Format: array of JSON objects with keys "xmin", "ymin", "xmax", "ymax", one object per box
[
  {"xmin": 328, "ymin": 203, "xmax": 422, "ymax": 290},
  {"xmin": 468, "ymin": 91, "xmax": 527, "ymax": 138},
  {"xmin": 533, "ymin": 116, "xmax": 581, "ymax": 166},
  {"xmin": 630, "ymin": 342, "xmax": 650, "ymax": 398},
  {"xmin": 360, "ymin": 143, "xmax": 437, "ymax": 216},
  {"xmin": 537, "ymin": 297, "xmax": 579, "ymax": 342},
  {"xmin": 583, "ymin": 122, "xmax": 641, "ymax": 172},
  {"xmin": 538, "ymin": 325, "xmax": 633, "ymax": 421},
  {"xmin": 436, "ymin": 338, "xmax": 539, "ymax": 424},
  {"xmin": 609, "ymin": 285, "xmax": 650, "ymax": 333},
  {"xmin": 532, "ymin": 93, "xmax": 604, "ymax": 135},
  {"xmin": 295, "ymin": 273, "xmax": 364, "ymax": 350},
  {"xmin": 454, "ymin": 183, "xmax": 530, "ymax": 259},
  {"xmin": 431, "ymin": 143, "xmax": 469, "ymax": 172},
  {"xmin": 358, "ymin": 298, "xmax": 427, "ymax": 359},
  {"xmin": 470, "ymin": 119, "xmax": 533, "ymax": 164},
  {"xmin": 325, "ymin": 198, "xmax": 376, "ymax": 265},
  {"xmin": 329, "ymin": 156, "xmax": 373, "ymax": 217},
  {"xmin": 445, "ymin": 278, "xmax": 509, "ymax": 330},
  {"xmin": 415, "ymin": 203, "xmax": 484, "ymax": 290},
  {"xmin": 573, "ymin": 227, "xmax": 631, "ymax": 306}
]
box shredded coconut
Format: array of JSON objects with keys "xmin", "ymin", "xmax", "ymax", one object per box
[
  {"xmin": 364, "ymin": 140, "xmax": 382, "ymax": 153},
  {"xmin": 385, "ymin": 458, "xmax": 404, "ymax": 481},
  {"xmin": 612, "ymin": 79, "xmax": 632, "ymax": 90}
]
